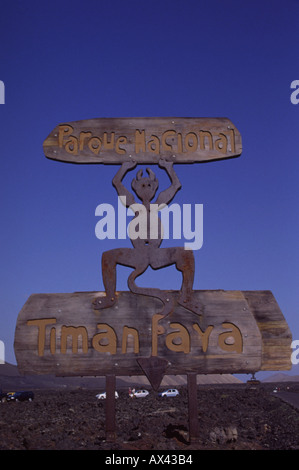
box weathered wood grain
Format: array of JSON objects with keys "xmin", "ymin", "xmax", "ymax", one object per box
[
  {"xmin": 14, "ymin": 290, "xmax": 291, "ymax": 377},
  {"xmin": 43, "ymin": 117, "xmax": 242, "ymax": 164},
  {"xmin": 243, "ymin": 291, "xmax": 292, "ymax": 371}
]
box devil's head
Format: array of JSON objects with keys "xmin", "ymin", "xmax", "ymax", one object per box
[{"xmin": 131, "ymin": 168, "xmax": 159, "ymax": 202}]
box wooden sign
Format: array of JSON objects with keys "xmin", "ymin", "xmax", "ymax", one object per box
[
  {"xmin": 14, "ymin": 290, "xmax": 291, "ymax": 377},
  {"xmin": 43, "ymin": 117, "xmax": 242, "ymax": 165}
]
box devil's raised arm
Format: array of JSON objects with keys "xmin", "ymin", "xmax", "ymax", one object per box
[
  {"xmin": 112, "ymin": 161, "xmax": 137, "ymax": 207},
  {"xmin": 155, "ymin": 159, "xmax": 182, "ymax": 205}
]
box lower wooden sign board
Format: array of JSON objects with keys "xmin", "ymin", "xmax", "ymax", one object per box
[{"xmin": 14, "ymin": 290, "xmax": 292, "ymax": 377}]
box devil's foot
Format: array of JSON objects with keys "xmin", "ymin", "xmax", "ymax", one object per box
[{"xmin": 93, "ymin": 296, "xmax": 116, "ymax": 310}]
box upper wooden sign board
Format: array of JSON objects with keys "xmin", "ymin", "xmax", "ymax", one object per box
[{"xmin": 43, "ymin": 117, "xmax": 242, "ymax": 165}]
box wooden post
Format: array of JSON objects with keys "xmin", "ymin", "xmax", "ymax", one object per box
[
  {"xmin": 105, "ymin": 374, "xmax": 116, "ymax": 442},
  {"xmin": 187, "ymin": 373, "xmax": 199, "ymax": 442}
]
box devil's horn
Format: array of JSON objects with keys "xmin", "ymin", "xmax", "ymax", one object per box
[
  {"xmin": 146, "ymin": 168, "xmax": 156, "ymax": 181},
  {"xmin": 136, "ymin": 169, "xmax": 143, "ymax": 180}
]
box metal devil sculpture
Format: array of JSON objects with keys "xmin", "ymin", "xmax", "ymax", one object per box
[{"xmin": 93, "ymin": 159, "xmax": 200, "ymax": 317}]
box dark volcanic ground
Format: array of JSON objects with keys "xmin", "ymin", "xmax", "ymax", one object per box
[{"xmin": 0, "ymin": 382, "xmax": 299, "ymax": 451}]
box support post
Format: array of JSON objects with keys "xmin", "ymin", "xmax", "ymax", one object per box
[
  {"xmin": 187, "ymin": 373, "xmax": 199, "ymax": 442},
  {"xmin": 105, "ymin": 374, "xmax": 116, "ymax": 442}
]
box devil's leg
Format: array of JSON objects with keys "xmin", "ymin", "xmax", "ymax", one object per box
[{"xmin": 93, "ymin": 248, "xmax": 140, "ymax": 310}]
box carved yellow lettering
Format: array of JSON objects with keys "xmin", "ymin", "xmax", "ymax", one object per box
[
  {"xmin": 61, "ymin": 326, "xmax": 88, "ymax": 354},
  {"xmin": 184, "ymin": 132, "xmax": 198, "ymax": 152},
  {"xmin": 229, "ymin": 128, "xmax": 235, "ymax": 153},
  {"xmin": 177, "ymin": 133, "xmax": 183, "ymax": 153},
  {"xmin": 92, "ymin": 323, "xmax": 117, "ymax": 354},
  {"xmin": 165, "ymin": 323, "xmax": 190, "ymax": 353},
  {"xmin": 65, "ymin": 136, "xmax": 78, "ymax": 155},
  {"xmin": 116, "ymin": 136, "xmax": 127, "ymax": 154},
  {"xmin": 79, "ymin": 131, "xmax": 92, "ymax": 150},
  {"xmin": 215, "ymin": 133, "xmax": 228, "ymax": 154},
  {"xmin": 50, "ymin": 327, "xmax": 56, "ymax": 354},
  {"xmin": 147, "ymin": 135, "xmax": 160, "ymax": 154},
  {"xmin": 121, "ymin": 326, "xmax": 139, "ymax": 353},
  {"xmin": 162, "ymin": 130, "xmax": 176, "ymax": 152},
  {"xmin": 103, "ymin": 132, "xmax": 115, "ymax": 150},
  {"xmin": 58, "ymin": 125, "xmax": 73, "ymax": 148},
  {"xmin": 218, "ymin": 322, "xmax": 242, "ymax": 353},
  {"xmin": 192, "ymin": 324, "xmax": 213, "ymax": 352},
  {"xmin": 88, "ymin": 136, "xmax": 102, "ymax": 155},
  {"xmin": 199, "ymin": 130, "xmax": 213, "ymax": 150},
  {"xmin": 135, "ymin": 129, "xmax": 146, "ymax": 153},
  {"xmin": 152, "ymin": 314, "xmax": 165, "ymax": 356},
  {"xmin": 27, "ymin": 318, "xmax": 56, "ymax": 356}
]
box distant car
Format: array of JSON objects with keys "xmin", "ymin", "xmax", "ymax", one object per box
[
  {"xmin": 158, "ymin": 388, "xmax": 179, "ymax": 397},
  {"xmin": 0, "ymin": 391, "xmax": 8, "ymax": 403},
  {"xmin": 5, "ymin": 391, "xmax": 34, "ymax": 402},
  {"xmin": 133, "ymin": 389, "xmax": 149, "ymax": 398},
  {"xmin": 96, "ymin": 391, "xmax": 119, "ymax": 399}
]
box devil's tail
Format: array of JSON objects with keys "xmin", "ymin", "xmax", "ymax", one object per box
[{"xmin": 128, "ymin": 270, "xmax": 174, "ymax": 317}]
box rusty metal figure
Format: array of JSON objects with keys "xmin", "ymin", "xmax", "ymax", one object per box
[{"xmin": 93, "ymin": 159, "xmax": 201, "ymax": 316}]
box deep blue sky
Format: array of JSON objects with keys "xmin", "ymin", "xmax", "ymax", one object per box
[{"xmin": 0, "ymin": 0, "xmax": 298, "ymax": 379}]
